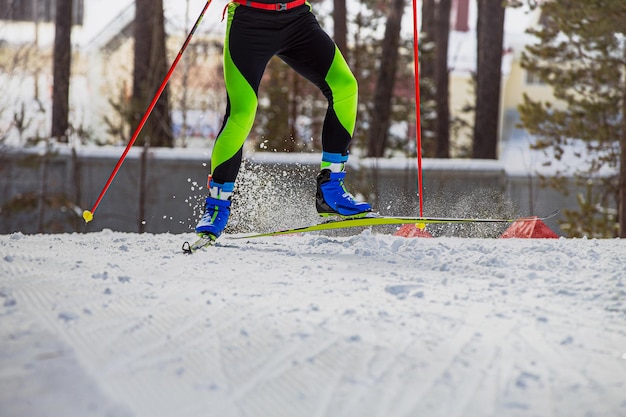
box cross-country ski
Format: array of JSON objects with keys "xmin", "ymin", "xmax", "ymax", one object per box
[{"xmin": 182, "ymin": 210, "xmax": 559, "ymax": 252}]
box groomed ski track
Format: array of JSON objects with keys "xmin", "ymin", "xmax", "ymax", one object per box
[{"xmin": 1, "ymin": 230, "xmax": 625, "ymax": 417}]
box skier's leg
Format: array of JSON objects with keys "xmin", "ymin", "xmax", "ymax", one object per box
[
  {"xmin": 210, "ymin": 4, "xmax": 275, "ymax": 185},
  {"xmin": 196, "ymin": 4, "xmax": 275, "ymax": 236},
  {"xmin": 278, "ymin": 10, "xmax": 357, "ymax": 157},
  {"xmin": 278, "ymin": 10, "xmax": 371, "ymax": 216}
]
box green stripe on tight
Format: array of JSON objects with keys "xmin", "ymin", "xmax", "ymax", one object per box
[
  {"xmin": 211, "ymin": 3, "xmax": 257, "ymax": 175},
  {"xmin": 325, "ymin": 46, "xmax": 358, "ymax": 136}
]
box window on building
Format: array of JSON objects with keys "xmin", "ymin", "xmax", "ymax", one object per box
[
  {"xmin": 525, "ymin": 70, "xmax": 547, "ymax": 86},
  {"xmin": 0, "ymin": 0, "xmax": 84, "ymax": 25}
]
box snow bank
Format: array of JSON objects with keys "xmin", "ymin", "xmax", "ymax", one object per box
[{"xmin": 1, "ymin": 230, "xmax": 625, "ymax": 417}]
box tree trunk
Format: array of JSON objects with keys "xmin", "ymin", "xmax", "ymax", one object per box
[
  {"xmin": 366, "ymin": 0, "xmax": 406, "ymax": 157},
  {"xmin": 472, "ymin": 0, "xmax": 505, "ymax": 159},
  {"xmin": 420, "ymin": 0, "xmax": 436, "ymax": 81},
  {"xmin": 617, "ymin": 45, "xmax": 626, "ymax": 238},
  {"xmin": 418, "ymin": 0, "xmax": 437, "ymax": 156},
  {"xmin": 139, "ymin": 142, "xmax": 148, "ymax": 233},
  {"xmin": 434, "ymin": 0, "xmax": 451, "ymax": 158},
  {"xmin": 51, "ymin": 0, "xmax": 73, "ymax": 142},
  {"xmin": 333, "ymin": 0, "xmax": 347, "ymax": 55},
  {"xmin": 617, "ymin": 122, "xmax": 626, "ymax": 238},
  {"xmin": 133, "ymin": 0, "xmax": 173, "ymax": 147}
]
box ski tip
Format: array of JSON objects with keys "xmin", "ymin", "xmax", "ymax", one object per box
[{"xmin": 182, "ymin": 233, "xmax": 217, "ymax": 254}]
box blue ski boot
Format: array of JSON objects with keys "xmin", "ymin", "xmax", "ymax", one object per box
[
  {"xmin": 316, "ymin": 163, "xmax": 372, "ymax": 218},
  {"xmin": 195, "ymin": 179, "xmax": 234, "ymax": 239}
]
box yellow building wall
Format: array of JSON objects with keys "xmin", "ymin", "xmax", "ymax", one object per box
[
  {"xmin": 502, "ymin": 60, "xmax": 564, "ymax": 112},
  {"xmin": 447, "ymin": 57, "xmax": 562, "ymax": 157}
]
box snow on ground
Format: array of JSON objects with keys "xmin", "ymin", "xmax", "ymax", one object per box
[{"xmin": 1, "ymin": 230, "xmax": 626, "ymax": 417}]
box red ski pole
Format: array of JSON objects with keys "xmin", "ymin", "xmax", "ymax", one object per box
[
  {"xmin": 412, "ymin": 0, "xmax": 425, "ymax": 218},
  {"xmin": 83, "ymin": 0, "xmax": 212, "ymax": 223}
]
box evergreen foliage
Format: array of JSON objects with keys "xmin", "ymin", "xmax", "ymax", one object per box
[{"xmin": 518, "ymin": 0, "xmax": 626, "ymax": 237}]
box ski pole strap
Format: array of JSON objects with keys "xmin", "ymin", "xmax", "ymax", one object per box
[{"xmin": 232, "ymin": 0, "xmax": 306, "ymax": 11}]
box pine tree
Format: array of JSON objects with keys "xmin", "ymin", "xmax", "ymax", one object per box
[
  {"xmin": 419, "ymin": 0, "xmax": 438, "ymax": 157},
  {"xmin": 366, "ymin": 0, "xmax": 406, "ymax": 157},
  {"xmin": 333, "ymin": 0, "xmax": 348, "ymax": 54},
  {"xmin": 472, "ymin": 0, "xmax": 506, "ymax": 159},
  {"xmin": 518, "ymin": 0, "xmax": 626, "ymax": 237},
  {"xmin": 51, "ymin": 0, "xmax": 73, "ymax": 142},
  {"xmin": 132, "ymin": 0, "xmax": 173, "ymax": 147},
  {"xmin": 434, "ymin": 0, "xmax": 451, "ymax": 158}
]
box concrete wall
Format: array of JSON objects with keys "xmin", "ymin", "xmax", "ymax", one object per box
[{"xmin": 0, "ymin": 146, "xmax": 578, "ymax": 236}]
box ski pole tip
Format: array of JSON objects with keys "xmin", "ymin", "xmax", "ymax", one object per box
[{"xmin": 83, "ymin": 210, "xmax": 94, "ymax": 223}]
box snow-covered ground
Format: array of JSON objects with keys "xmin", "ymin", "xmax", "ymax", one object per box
[{"xmin": 1, "ymin": 230, "xmax": 625, "ymax": 417}]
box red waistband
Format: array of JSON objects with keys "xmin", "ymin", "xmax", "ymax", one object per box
[{"xmin": 232, "ymin": 0, "xmax": 306, "ymax": 11}]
